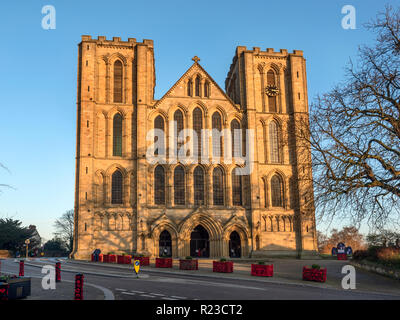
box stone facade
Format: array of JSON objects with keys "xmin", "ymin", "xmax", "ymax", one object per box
[{"xmin": 71, "ymin": 35, "xmax": 318, "ymax": 260}]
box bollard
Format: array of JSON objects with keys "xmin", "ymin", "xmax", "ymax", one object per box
[
  {"xmin": 74, "ymin": 274, "xmax": 84, "ymax": 300},
  {"xmin": 55, "ymin": 262, "xmax": 61, "ymax": 282},
  {"xmin": 19, "ymin": 260, "xmax": 24, "ymax": 277}
]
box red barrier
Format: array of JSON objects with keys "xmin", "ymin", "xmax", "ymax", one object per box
[
  {"xmin": 117, "ymin": 255, "xmax": 132, "ymax": 264},
  {"xmin": 213, "ymin": 261, "xmax": 233, "ymax": 273},
  {"xmin": 0, "ymin": 283, "xmax": 9, "ymax": 301},
  {"xmin": 55, "ymin": 262, "xmax": 61, "ymax": 282},
  {"xmin": 19, "ymin": 260, "xmax": 24, "ymax": 277},
  {"xmin": 302, "ymin": 266, "xmax": 327, "ymax": 282},
  {"xmin": 134, "ymin": 257, "xmax": 150, "ymax": 266},
  {"xmin": 251, "ymin": 264, "xmax": 273, "ymax": 277},
  {"xmin": 179, "ymin": 259, "xmax": 198, "ymax": 270},
  {"xmin": 337, "ymin": 253, "xmax": 347, "ymax": 260},
  {"xmin": 124, "ymin": 255, "xmax": 132, "ymax": 264},
  {"xmin": 155, "ymin": 258, "xmax": 173, "ymax": 268},
  {"xmin": 74, "ymin": 274, "xmax": 84, "ymax": 300}
]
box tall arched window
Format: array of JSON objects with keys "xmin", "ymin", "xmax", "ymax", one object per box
[
  {"xmin": 267, "ymin": 69, "xmax": 277, "ymax": 112},
  {"xmin": 195, "ymin": 75, "xmax": 201, "ymax": 96},
  {"xmin": 174, "ymin": 110, "xmax": 184, "ymax": 157},
  {"xmin": 194, "ymin": 166, "xmax": 205, "ymax": 205},
  {"xmin": 230, "ymin": 119, "xmax": 241, "ymax": 157},
  {"xmin": 154, "ymin": 165, "xmax": 165, "ymax": 205},
  {"xmin": 154, "ymin": 115, "xmax": 165, "ymax": 156},
  {"xmin": 264, "ymin": 179, "xmax": 268, "ymax": 208},
  {"xmin": 111, "ymin": 170, "xmax": 123, "ymax": 204},
  {"xmin": 113, "ymin": 60, "xmax": 123, "ymax": 103},
  {"xmin": 213, "ymin": 167, "xmax": 224, "ymax": 205},
  {"xmin": 212, "ymin": 112, "xmax": 222, "ymax": 157},
  {"xmin": 193, "ymin": 108, "xmax": 203, "ymax": 159},
  {"xmin": 271, "ymin": 174, "xmax": 284, "ymax": 207},
  {"xmin": 174, "ymin": 165, "xmax": 185, "ymax": 205},
  {"xmin": 204, "ymin": 81, "xmax": 210, "ymax": 97},
  {"xmin": 232, "ymin": 168, "xmax": 242, "ymax": 206},
  {"xmin": 113, "ymin": 113, "xmax": 123, "ymax": 156},
  {"xmin": 269, "ymin": 121, "xmax": 280, "ymax": 163},
  {"xmin": 187, "ymin": 79, "xmax": 192, "ymax": 96}
]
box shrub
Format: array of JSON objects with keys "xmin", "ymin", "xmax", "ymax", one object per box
[
  {"xmin": 185, "ymin": 256, "xmax": 193, "ymax": 260},
  {"xmin": 366, "ymin": 246, "xmax": 381, "ymax": 261},
  {"xmin": 352, "ymin": 250, "xmax": 368, "ymax": 260},
  {"xmin": 0, "ymin": 275, "xmax": 18, "ymax": 282},
  {"xmin": 311, "ymin": 264, "xmax": 321, "ymax": 269},
  {"xmin": 257, "ymin": 261, "xmax": 265, "ymax": 265},
  {"xmin": 220, "ymin": 258, "xmax": 227, "ymax": 262},
  {"xmin": 377, "ymin": 247, "xmax": 400, "ymax": 261}
]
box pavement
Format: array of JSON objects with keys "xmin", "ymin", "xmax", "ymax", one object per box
[
  {"xmin": 64, "ymin": 257, "xmax": 400, "ymax": 296},
  {"xmin": 1, "ymin": 257, "xmax": 399, "ymax": 300},
  {"xmin": 0, "ymin": 258, "xmax": 111, "ymax": 300}
]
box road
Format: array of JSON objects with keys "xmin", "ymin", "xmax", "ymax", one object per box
[{"xmin": 1, "ymin": 258, "xmax": 399, "ymax": 300}]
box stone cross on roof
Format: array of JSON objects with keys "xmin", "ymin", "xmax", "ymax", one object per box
[{"xmin": 192, "ymin": 56, "xmax": 200, "ymax": 63}]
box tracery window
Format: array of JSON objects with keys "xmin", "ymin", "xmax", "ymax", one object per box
[
  {"xmin": 271, "ymin": 174, "xmax": 284, "ymax": 207},
  {"xmin": 195, "ymin": 75, "xmax": 201, "ymax": 97},
  {"xmin": 111, "ymin": 170, "xmax": 123, "ymax": 204},
  {"xmin": 213, "ymin": 167, "xmax": 224, "ymax": 206},
  {"xmin": 154, "ymin": 165, "xmax": 165, "ymax": 205},
  {"xmin": 232, "ymin": 168, "xmax": 243, "ymax": 206},
  {"xmin": 187, "ymin": 79, "xmax": 192, "ymax": 96},
  {"xmin": 194, "ymin": 166, "xmax": 205, "ymax": 205},
  {"xmin": 212, "ymin": 112, "xmax": 222, "ymax": 157},
  {"xmin": 113, "ymin": 113, "xmax": 123, "ymax": 156},
  {"xmin": 154, "ymin": 115, "xmax": 164, "ymax": 156},
  {"xmin": 193, "ymin": 108, "xmax": 203, "ymax": 159},
  {"xmin": 174, "ymin": 165, "xmax": 185, "ymax": 205},
  {"xmin": 174, "ymin": 110, "xmax": 184, "ymax": 157},
  {"xmin": 269, "ymin": 121, "xmax": 280, "ymax": 163},
  {"xmin": 230, "ymin": 119, "xmax": 241, "ymax": 157},
  {"xmin": 204, "ymin": 80, "xmax": 210, "ymax": 97}
]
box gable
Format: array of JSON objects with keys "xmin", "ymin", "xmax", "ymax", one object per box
[{"xmin": 153, "ymin": 59, "xmax": 240, "ymax": 111}]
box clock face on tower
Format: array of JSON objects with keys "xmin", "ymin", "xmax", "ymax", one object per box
[{"xmin": 265, "ymin": 85, "xmax": 279, "ymax": 96}]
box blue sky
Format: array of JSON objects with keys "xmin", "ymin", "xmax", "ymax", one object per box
[{"xmin": 0, "ymin": 1, "xmax": 396, "ymax": 240}]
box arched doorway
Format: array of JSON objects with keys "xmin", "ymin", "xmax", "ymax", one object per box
[
  {"xmin": 190, "ymin": 225, "xmax": 210, "ymax": 257},
  {"xmin": 159, "ymin": 230, "xmax": 172, "ymax": 257},
  {"xmin": 229, "ymin": 231, "xmax": 241, "ymax": 258}
]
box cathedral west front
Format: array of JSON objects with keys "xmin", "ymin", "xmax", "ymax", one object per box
[{"xmin": 71, "ymin": 35, "xmax": 318, "ymax": 260}]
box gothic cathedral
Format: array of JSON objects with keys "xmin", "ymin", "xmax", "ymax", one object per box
[{"xmin": 71, "ymin": 35, "xmax": 318, "ymax": 260}]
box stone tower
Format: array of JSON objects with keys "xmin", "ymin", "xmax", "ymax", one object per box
[
  {"xmin": 72, "ymin": 36, "xmax": 155, "ymax": 259},
  {"xmin": 225, "ymin": 47, "xmax": 317, "ymax": 256}
]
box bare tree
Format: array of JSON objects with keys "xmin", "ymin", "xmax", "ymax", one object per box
[
  {"xmin": 304, "ymin": 6, "xmax": 400, "ymax": 229},
  {"xmin": 0, "ymin": 163, "xmax": 13, "ymax": 193},
  {"xmin": 54, "ymin": 209, "xmax": 74, "ymax": 253},
  {"xmin": 318, "ymin": 227, "xmax": 366, "ymax": 254}
]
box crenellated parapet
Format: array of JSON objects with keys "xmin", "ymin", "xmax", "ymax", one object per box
[{"xmin": 80, "ymin": 35, "xmax": 153, "ymax": 48}]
